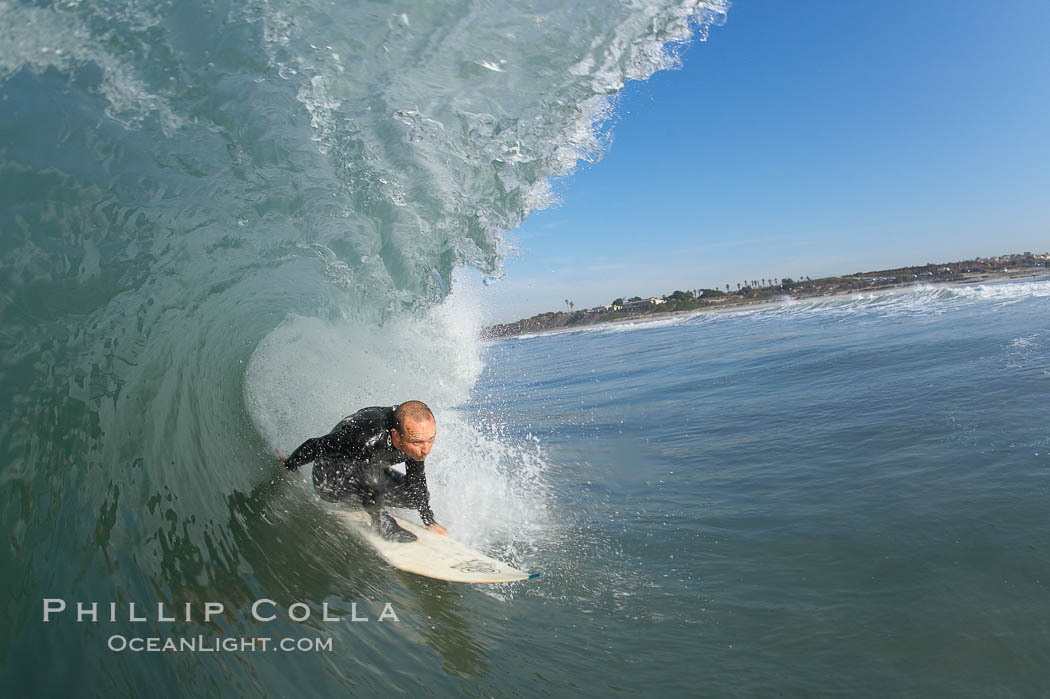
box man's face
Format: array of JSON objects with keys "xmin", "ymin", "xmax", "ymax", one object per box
[{"xmin": 391, "ymin": 417, "xmax": 436, "ymax": 462}]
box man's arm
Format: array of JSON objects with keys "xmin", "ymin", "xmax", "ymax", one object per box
[
  {"xmin": 282, "ymin": 430, "xmax": 344, "ymax": 471},
  {"xmin": 403, "ymin": 461, "xmax": 444, "ymax": 533}
]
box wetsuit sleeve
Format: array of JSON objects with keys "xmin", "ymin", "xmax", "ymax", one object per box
[
  {"xmin": 403, "ymin": 461, "xmax": 436, "ymax": 526},
  {"xmin": 283, "ymin": 430, "xmax": 346, "ymax": 471}
]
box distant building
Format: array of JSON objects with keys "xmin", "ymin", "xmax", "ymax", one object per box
[{"xmin": 622, "ymin": 297, "xmax": 666, "ymax": 311}]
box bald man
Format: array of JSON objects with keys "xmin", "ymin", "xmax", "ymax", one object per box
[{"xmin": 279, "ymin": 401, "xmax": 447, "ymax": 543}]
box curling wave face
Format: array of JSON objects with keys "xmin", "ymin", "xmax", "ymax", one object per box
[{"xmin": 0, "ymin": 0, "xmax": 725, "ymax": 692}]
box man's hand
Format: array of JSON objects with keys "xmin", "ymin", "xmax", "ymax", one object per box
[
  {"xmin": 275, "ymin": 448, "xmax": 286, "ymax": 463},
  {"xmin": 427, "ymin": 523, "xmax": 448, "ymax": 536}
]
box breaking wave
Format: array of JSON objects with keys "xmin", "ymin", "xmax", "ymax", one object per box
[{"xmin": 0, "ymin": 0, "xmax": 726, "ymax": 692}]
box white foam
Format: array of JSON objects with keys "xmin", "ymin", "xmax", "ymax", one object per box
[
  {"xmin": 244, "ymin": 273, "xmax": 552, "ymax": 549},
  {"xmin": 729, "ymin": 278, "xmax": 1050, "ymax": 323}
]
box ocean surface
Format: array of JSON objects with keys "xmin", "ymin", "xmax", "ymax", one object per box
[
  {"xmin": 477, "ymin": 280, "xmax": 1050, "ymax": 697},
  {"xmin": 2, "ymin": 0, "xmax": 1049, "ymax": 696}
]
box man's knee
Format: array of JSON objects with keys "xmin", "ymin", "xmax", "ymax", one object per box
[{"xmin": 313, "ymin": 470, "xmax": 369, "ymax": 506}]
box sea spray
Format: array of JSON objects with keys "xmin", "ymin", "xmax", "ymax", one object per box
[{"xmin": 245, "ymin": 272, "xmax": 551, "ymax": 553}]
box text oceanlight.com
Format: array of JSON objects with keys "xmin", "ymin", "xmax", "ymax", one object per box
[{"xmin": 107, "ymin": 635, "xmax": 333, "ymax": 653}]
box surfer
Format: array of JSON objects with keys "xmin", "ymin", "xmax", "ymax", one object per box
[{"xmin": 278, "ymin": 401, "xmax": 448, "ymax": 543}]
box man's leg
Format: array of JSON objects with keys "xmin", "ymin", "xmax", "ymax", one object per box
[
  {"xmin": 360, "ymin": 468, "xmax": 416, "ymax": 543},
  {"xmin": 312, "ymin": 461, "xmax": 415, "ymax": 542},
  {"xmin": 313, "ymin": 458, "xmax": 358, "ymax": 503}
]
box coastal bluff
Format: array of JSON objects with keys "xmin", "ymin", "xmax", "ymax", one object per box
[{"xmin": 484, "ymin": 253, "xmax": 1049, "ymax": 339}]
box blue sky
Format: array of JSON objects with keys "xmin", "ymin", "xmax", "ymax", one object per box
[{"xmin": 478, "ymin": 0, "xmax": 1050, "ymax": 323}]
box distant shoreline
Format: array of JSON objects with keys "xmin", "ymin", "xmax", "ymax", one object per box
[{"xmin": 484, "ymin": 256, "xmax": 1049, "ymax": 340}]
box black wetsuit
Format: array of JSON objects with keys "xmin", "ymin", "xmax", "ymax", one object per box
[{"xmin": 283, "ymin": 406, "xmax": 436, "ymax": 526}]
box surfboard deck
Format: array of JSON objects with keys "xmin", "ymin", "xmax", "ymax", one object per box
[{"xmin": 336, "ymin": 509, "xmax": 537, "ymax": 584}]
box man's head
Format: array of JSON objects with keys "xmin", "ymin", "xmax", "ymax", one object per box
[{"xmin": 391, "ymin": 401, "xmax": 436, "ymax": 462}]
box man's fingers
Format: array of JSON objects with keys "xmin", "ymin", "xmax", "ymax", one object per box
[{"xmin": 275, "ymin": 448, "xmax": 286, "ymax": 462}]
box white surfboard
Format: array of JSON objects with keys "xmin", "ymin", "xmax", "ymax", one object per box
[{"xmin": 336, "ymin": 510, "xmax": 537, "ymax": 584}]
